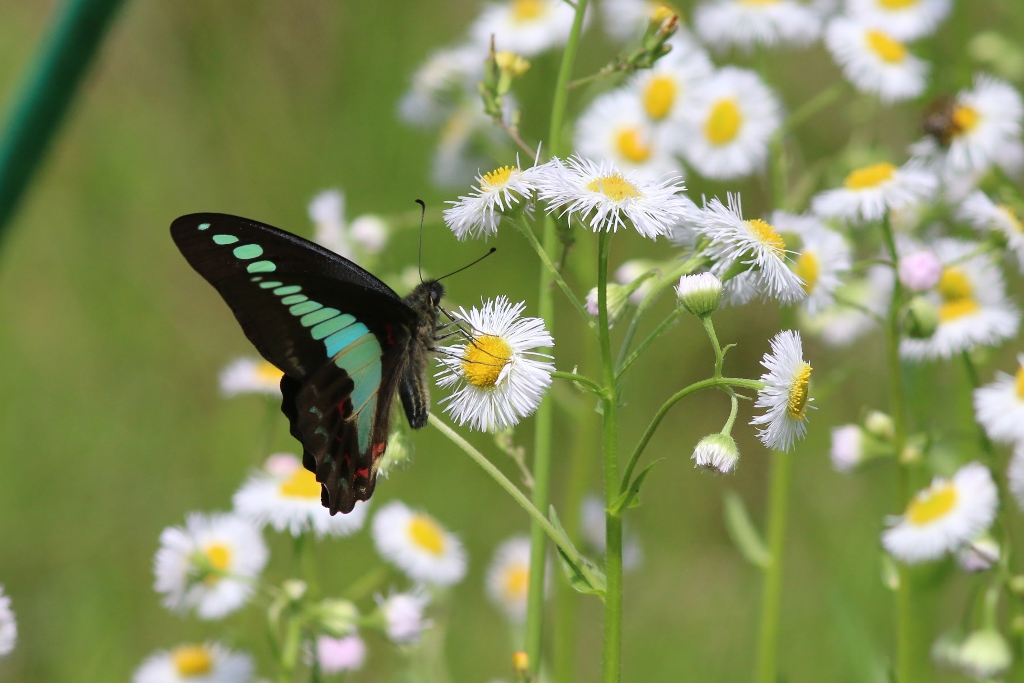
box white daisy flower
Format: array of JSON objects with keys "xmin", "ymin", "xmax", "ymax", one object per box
[
  {"xmin": 315, "ymin": 634, "xmax": 366, "ymax": 674},
  {"xmin": 469, "ymin": 0, "xmax": 579, "ymax": 57},
  {"xmin": 811, "ymin": 159, "xmax": 937, "ymax": 224},
  {"xmin": 218, "ymin": 357, "xmax": 282, "ymax": 397},
  {"xmin": 444, "ymin": 164, "xmax": 538, "ymax": 240},
  {"xmin": 959, "ymin": 191, "xmax": 1024, "ymax": 271},
  {"xmin": 973, "ymin": 354, "xmax": 1024, "ymax": 444},
  {"xmin": 376, "ymin": 590, "xmax": 431, "ymax": 645},
  {"xmin": 774, "ymin": 211, "xmax": 852, "ymax": 315},
  {"xmin": 535, "ymin": 156, "xmax": 691, "ymax": 238},
  {"xmin": 153, "ymin": 512, "xmax": 268, "ymax": 620},
  {"xmin": 436, "ymin": 297, "xmax": 554, "ymax": 432},
  {"xmin": 751, "ymin": 330, "xmax": 813, "ymax": 451},
  {"xmin": 574, "ymin": 90, "xmax": 684, "ymax": 180},
  {"xmin": 232, "ymin": 453, "xmax": 369, "ymax": 539},
  {"xmin": 692, "ymin": 433, "xmax": 740, "ymax": 473},
  {"xmin": 0, "ymin": 587, "xmax": 15, "ymax": 657},
  {"xmin": 580, "ymin": 495, "xmax": 643, "ymax": 570},
  {"xmin": 800, "ymin": 265, "xmax": 891, "ymax": 346},
  {"xmin": 900, "ymin": 239, "xmax": 1020, "ymax": 361},
  {"xmin": 830, "ymin": 424, "xmax": 866, "ymax": 473},
  {"xmin": 679, "ymin": 67, "xmax": 783, "ymax": 180},
  {"xmin": 627, "ymin": 34, "xmax": 715, "ymax": 129},
  {"xmin": 695, "ymin": 194, "xmax": 806, "ymax": 304},
  {"xmin": 486, "ymin": 535, "xmax": 549, "ymax": 623},
  {"xmin": 349, "ymin": 215, "xmax": 389, "ymax": 255},
  {"xmin": 371, "ymin": 501, "xmax": 467, "ymax": 586},
  {"xmin": 825, "ymin": 18, "xmax": 928, "ymax": 102},
  {"xmin": 694, "ymin": 0, "xmax": 821, "ymax": 49},
  {"xmin": 846, "ymin": 0, "xmax": 951, "ymax": 40},
  {"xmin": 882, "ymin": 462, "xmax": 998, "ymax": 563},
  {"xmin": 133, "ymin": 643, "xmax": 254, "ymax": 683},
  {"xmin": 399, "ymin": 44, "xmax": 483, "ymax": 128},
  {"xmin": 1009, "ymin": 444, "xmax": 1024, "ymax": 509}
]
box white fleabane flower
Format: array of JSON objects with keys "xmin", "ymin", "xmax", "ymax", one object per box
[
  {"xmin": 679, "ymin": 67, "xmax": 782, "ymax": 180},
  {"xmin": 218, "ymin": 357, "xmax": 282, "ymax": 397},
  {"xmin": 695, "ymin": 195, "xmax": 806, "ymax": 304},
  {"xmin": 846, "ymin": 0, "xmax": 951, "ymax": 40},
  {"xmin": 973, "ymin": 354, "xmax": 1024, "ymax": 444},
  {"xmin": 774, "ymin": 211, "xmax": 852, "ymax": 315},
  {"xmin": 371, "ymin": 501, "xmax": 467, "ymax": 586},
  {"xmin": 830, "ymin": 424, "xmax": 866, "ymax": 473},
  {"xmin": 377, "ymin": 590, "xmax": 431, "ymax": 645},
  {"xmin": 1009, "ymin": 444, "xmax": 1024, "ymax": 509},
  {"xmin": 800, "ymin": 265, "xmax": 891, "ymax": 345},
  {"xmin": 574, "ymin": 90, "xmax": 684, "ymax": 180},
  {"xmin": 535, "ymin": 156, "xmax": 692, "ymax": 238},
  {"xmin": 154, "ymin": 512, "xmax": 268, "ymax": 620},
  {"xmin": 399, "ymin": 44, "xmax": 483, "ymax": 127},
  {"xmin": 958, "ymin": 191, "xmax": 1024, "ymax": 271},
  {"xmin": 811, "ymin": 160, "xmax": 937, "ymax": 224},
  {"xmin": 676, "ymin": 272, "xmax": 724, "ymax": 317},
  {"xmin": 133, "ymin": 643, "xmax": 254, "ymax": 683},
  {"xmin": 444, "ymin": 164, "xmax": 538, "ymax": 240},
  {"xmin": 580, "ymin": 495, "xmax": 643, "ymax": 570},
  {"xmin": 882, "ymin": 462, "xmax": 998, "ymax": 564},
  {"xmin": 470, "ymin": 0, "xmax": 578, "ymax": 57},
  {"xmin": 900, "ymin": 239, "xmax": 1020, "ymax": 361},
  {"xmin": 232, "ymin": 453, "xmax": 368, "ymax": 539},
  {"xmin": 0, "ymin": 587, "xmax": 15, "ymax": 657},
  {"xmin": 628, "ymin": 35, "xmax": 715, "ymax": 130},
  {"xmin": 692, "ymin": 433, "xmax": 741, "ymax": 474},
  {"xmin": 825, "ymin": 18, "xmax": 928, "ymax": 102},
  {"xmin": 694, "ymin": 0, "xmax": 821, "ymax": 49},
  {"xmin": 436, "ymin": 297, "xmax": 554, "ymax": 432},
  {"xmin": 751, "ymin": 330, "xmax": 813, "ymax": 451},
  {"xmin": 486, "ymin": 536, "xmax": 549, "ymax": 623}
]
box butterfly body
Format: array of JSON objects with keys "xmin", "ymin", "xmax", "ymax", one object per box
[{"xmin": 171, "ymin": 213, "xmax": 444, "ymax": 514}]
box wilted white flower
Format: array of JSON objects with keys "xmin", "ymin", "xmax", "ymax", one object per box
[
  {"xmin": 751, "ymin": 331, "xmax": 813, "ymax": 451},
  {"xmin": 371, "ymin": 501, "xmax": 467, "ymax": 586},
  {"xmin": 132, "ymin": 643, "xmax": 254, "ymax": 683}
]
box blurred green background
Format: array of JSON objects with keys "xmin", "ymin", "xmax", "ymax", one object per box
[{"xmin": 1, "ymin": 1, "xmax": 1023, "ymax": 681}]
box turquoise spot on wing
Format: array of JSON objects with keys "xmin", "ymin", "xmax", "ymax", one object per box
[
  {"xmin": 250, "ymin": 277, "xmax": 262, "ymax": 282},
  {"xmin": 350, "ymin": 362, "xmax": 381, "ymax": 413},
  {"xmin": 301, "ymin": 308, "xmax": 339, "ymax": 327},
  {"xmin": 312, "ymin": 314, "xmax": 355, "ymax": 340},
  {"xmin": 289, "ymin": 301, "xmax": 322, "ymax": 316},
  {"xmin": 274, "ymin": 285, "xmax": 302, "ymax": 296},
  {"xmin": 198, "ymin": 223, "xmax": 210, "ymax": 230},
  {"xmin": 334, "ymin": 334, "xmax": 379, "ymax": 374},
  {"xmin": 233, "ymin": 244, "xmax": 264, "ymax": 260},
  {"xmin": 325, "ymin": 323, "xmax": 369, "ymax": 357},
  {"xmin": 357, "ymin": 396, "xmax": 377, "ymax": 451},
  {"xmin": 281, "ymin": 294, "xmax": 307, "ymax": 305},
  {"xmin": 259, "ymin": 281, "xmax": 283, "ymax": 289},
  {"xmin": 213, "ymin": 234, "xmax": 238, "ymax": 245},
  {"xmin": 247, "ymin": 260, "xmax": 276, "ymax": 273}
]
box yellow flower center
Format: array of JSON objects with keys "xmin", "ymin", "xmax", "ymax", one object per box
[
  {"xmin": 615, "ymin": 127, "xmax": 652, "ymax": 163},
  {"xmin": 952, "ymin": 105, "xmax": 980, "ymax": 134},
  {"xmin": 998, "ymin": 205, "xmax": 1024, "ymax": 233},
  {"xmin": 585, "ymin": 175, "xmax": 640, "ymax": 202},
  {"xmin": 256, "ymin": 361, "xmax": 283, "ymax": 383},
  {"xmin": 865, "ymin": 29, "xmax": 907, "ymax": 63},
  {"xmin": 937, "ymin": 267, "xmax": 979, "ymax": 321},
  {"xmin": 705, "ymin": 98, "xmax": 743, "ymax": 145},
  {"xmin": 740, "ymin": 0, "xmax": 779, "ymax": 4},
  {"xmin": 511, "ymin": 0, "xmax": 546, "ymax": 21},
  {"xmin": 746, "ymin": 219, "xmax": 786, "ymax": 257},
  {"xmin": 462, "ymin": 334, "xmax": 513, "ymax": 387},
  {"xmin": 495, "ymin": 51, "xmax": 530, "ymax": 77},
  {"xmin": 201, "ymin": 543, "xmax": 231, "ymax": 584},
  {"xmin": 651, "ymin": 4, "xmax": 676, "ymax": 24},
  {"xmin": 879, "ymin": 0, "xmax": 918, "ymax": 8},
  {"xmin": 906, "ymin": 483, "xmax": 958, "ymax": 526},
  {"xmin": 787, "ymin": 362, "xmax": 812, "ymax": 419},
  {"xmin": 172, "ymin": 645, "xmax": 214, "ymax": 677},
  {"xmin": 279, "ymin": 466, "xmax": 321, "ymax": 499},
  {"xmin": 795, "ymin": 250, "xmax": 820, "ymax": 293},
  {"xmin": 843, "ymin": 162, "xmax": 896, "ymax": 190},
  {"xmin": 1015, "ymin": 365, "xmax": 1024, "ymax": 400},
  {"xmin": 504, "ymin": 565, "xmax": 530, "ymax": 601},
  {"xmin": 482, "ymin": 165, "xmax": 516, "ymax": 189},
  {"xmin": 643, "ymin": 75, "xmax": 676, "ymax": 120},
  {"xmin": 408, "ymin": 515, "xmax": 446, "ymax": 556}
]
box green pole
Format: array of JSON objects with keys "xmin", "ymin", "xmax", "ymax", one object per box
[{"xmin": 0, "ymin": 0, "xmax": 125, "ymax": 245}]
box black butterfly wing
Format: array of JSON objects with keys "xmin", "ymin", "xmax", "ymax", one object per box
[{"xmin": 171, "ymin": 213, "xmax": 417, "ymax": 513}]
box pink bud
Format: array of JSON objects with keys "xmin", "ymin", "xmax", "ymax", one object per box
[{"xmin": 899, "ymin": 251, "xmax": 942, "ymax": 292}]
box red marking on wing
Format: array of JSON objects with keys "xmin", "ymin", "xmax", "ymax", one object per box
[
  {"xmin": 355, "ymin": 468, "xmax": 369, "ymax": 480},
  {"xmin": 384, "ymin": 324, "xmax": 395, "ymax": 346},
  {"xmin": 372, "ymin": 441, "xmax": 387, "ymax": 459},
  {"xmin": 336, "ymin": 398, "xmax": 353, "ymax": 418}
]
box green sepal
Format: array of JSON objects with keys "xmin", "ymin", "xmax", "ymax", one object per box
[
  {"xmin": 549, "ymin": 505, "xmax": 606, "ymax": 599},
  {"xmin": 723, "ymin": 491, "xmax": 770, "ymax": 569},
  {"xmin": 608, "ymin": 460, "xmax": 660, "ymax": 516}
]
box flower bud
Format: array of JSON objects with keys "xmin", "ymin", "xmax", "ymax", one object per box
[
  {"xmin": 830, "ymin": 424, "xmax": 864, "ymax": 473},
  {"xmin": 864, "ymin": 410, "xmax": 895, "ymax": 440},
  {"xmin": 316, "ymin": 598, "xmax": 360, "ymax": 637},
  {"xmin": 903, "ymin": 296, "xmax": 939, "ymax": 339},
  {"xmin": 349, "ymin": 214, "xmax": 389, "ymax": 254},
  {"xmin": 676, "ymin": 273, "xmax": 723, "ymax": 317},
  {"xmin": 586, "ymin": 284, "xmax": 630, "ymax": 326},
  {"xmin": 957, "ymin": 628, "xmax": 1012, "ymax": 679},
  {"xmin": 512, "ymin": 650, "xmax": 529, "ymax": 676},
  {"xmin": 956, "ymin": 535, "xmax": 1000, "ymax": 573},
  {"xmin": 692, "ymin": 433, "xmax": 740, "ymax": 474},
  {"xmin": 282, "ymin": 579, "xmax": 307, "ymax": 602},
  {"xmin": 899, "ymin": 251, "xmax": 942, "ymax": 291},
  {"xmin": 1009, "ymin": 574, "xmax": 1024, "ymax": 596}
]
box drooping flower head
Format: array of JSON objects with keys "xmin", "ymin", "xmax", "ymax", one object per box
[
  {"xmin": 751, "ymin": 330, "xmax": 813, "ymax": 451},
  {"xmin": 371, "ymin": 501, "xmax": 467, "ymax": 586}
]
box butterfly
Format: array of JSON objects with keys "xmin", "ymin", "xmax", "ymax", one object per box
[{"xmin": 171, "ymin": 212, "xmax": 447, "ymax": 515}]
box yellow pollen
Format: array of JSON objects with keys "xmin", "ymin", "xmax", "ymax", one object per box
[
  {"xmin": 795, "ymin": 251, "xmax": 820, "ymax": 293},
  {"xmin": 585, "ymin": 174, "xmax": 640, "ymax": 202},
  {"xmin": 504, "ymin": 565, "xmax": 530, "ymax": 600},
  {"xmin": 1015, "ymin": 365, "xmax": 1024, "ymax": 400},
  {"xmin": 952, "ymin": 105, "xmax": 980, "ymax": 134},
  {"xmin": 938, "ymin": 267, "xmax": 972, "ymax": 301},
  {"xmin": 746, "ymin": 219, "xmax": 786, "ymax": 256},
  {"xmin": 615, "ymin": 127, "xmax": 652, "ymax": 163},
  {"xmin": 256, "ymin": 361, "xmax": 283, "ymax": 383},
  {"xmin": 865, "ymin": 29, "xmax": 907, "ymax": 63},
  {"xmin": 279, "ymin": 466, "xmax": 321, "ymax": 499},
  {"xmin": 787, "ymin": 362, "xmax": 812, "ymax": 419},
  {"xmin": 906, "ymin": 483, "xmax": 958, "ymax": 526},
  {"xmin": 843, "ymin": 162, "xmax": 896, "ymax": 190},
  {"xmin": 408, "ymin": 515, "xmax": 446, "ymax": 556},
  {"xmin": 511, "ymin": 0, "xmax": 546, "ymax": 21},
  {"xmin": 172, "ymin": 645, "xmax": 213, "ymax": 677},
  {"xmin": 203, "ymin": 544, "xmax": 231, "ymax": 585},
  {"xmin": 705, "ymin": 98, "xmax": 743, "ymax": 145},
  {"xmin": 879, "ymin": 0, "xmax": 918, "ymax": 7},
  {"xmin": 482, "ymin": 165, "xmax": 516, "ymax": 189},
  {"xmin": 998, "ymin": 205, "xmax": 1024, "ymax": 233},
  {"xmin": 462, "ymin": 334, "xmax": 513, "ymax": 387},
  {"xmin": 643, "ymin": 75, "xmax": 677, "ymax": 120}
]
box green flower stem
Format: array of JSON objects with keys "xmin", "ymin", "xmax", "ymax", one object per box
[
  {"xmin": 343, "ymin": 565, "xmax": 390, "ymax": 602},
  {"xmin": 619, "ymin": 377, "xmax": 764, "ymax": 492},
  {"xmin": 552, "ymin": 369, "xmax": 603, "ymax": 393},
  {"xmin": 754, "ymin": 450, "xmax": 793, "ymax": 683},
  {"xmin": 961, "ymin": 351, "xmax": 998, "ymax": 465},
  {"xmin": 0, "ymin": 0, "xmax": 125, "ymax": 247},
  {"xmin": 525, "ymin": 1, "xmax": 589, "ymax": 674},
  {"xmin": 514, "ymin": 215, "xmax": 596, "ymax": 332},
  {"xmin": 701, "ymin": 316, "xmax": 725, "ymax": 378},
  {"xmin": 597, "ymin": 230, "xmax": 623, "ymax": 683},
  {"xmin": 278, "ymin": 612, "xmax": 303, "ymax": 683},
  {"xmin": 615, "ymin": 307, "xmax": 684, "ymax": 380}
]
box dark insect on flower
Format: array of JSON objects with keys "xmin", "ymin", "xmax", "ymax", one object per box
[{"xmin": 922, "ymin": 95, "xmax": 963, "ymax": 147}]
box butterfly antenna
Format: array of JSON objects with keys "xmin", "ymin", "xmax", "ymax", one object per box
[
  {"xmin": 436, "ymin": 247, "xmax": 497, "ymax": 282},
  {"xmin": 415, "ymin": 199, "xmax": 427, "ymax": 284}
]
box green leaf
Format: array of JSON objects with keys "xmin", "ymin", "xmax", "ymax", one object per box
[
  {"xmin": 608, "ymin": 460, "xmax": 660, "ymax": 516},
  {"xmin": 548, "ymin": 505, "xmax": 606, "ymax": 599},
  {"xmin": 722, "ymin": 491, "xmax": 770, "ymax": 569}
]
